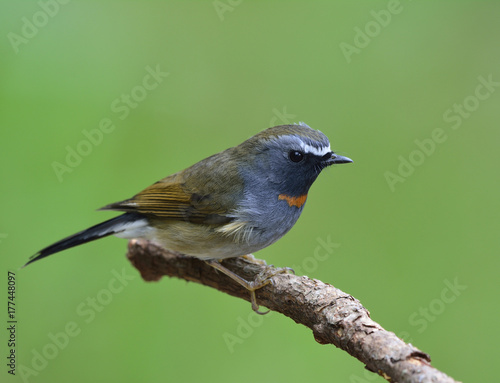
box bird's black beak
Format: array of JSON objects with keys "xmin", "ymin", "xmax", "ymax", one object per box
[{"xmin": 323, "ymin": 152, "xmax": 353, "ymax": 166}]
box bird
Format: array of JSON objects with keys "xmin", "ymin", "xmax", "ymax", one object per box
[{"xmin": 24, "ymin": 122, "xmax": 352, "ymax": 313}]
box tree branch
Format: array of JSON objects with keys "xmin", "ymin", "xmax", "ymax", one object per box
[{"xmin": 126, "ymin": 239, "xmax": 460, "ymax": 383}]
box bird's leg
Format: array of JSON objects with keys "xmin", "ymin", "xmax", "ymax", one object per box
[
  {"xmin": 205, "ymin": 259, "xmax": 270, "ymax": 314},
  {"xmin": 205, "ymin": 258, "xmax": 294, "ymax": 315}
]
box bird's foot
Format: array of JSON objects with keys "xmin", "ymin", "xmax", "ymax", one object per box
[{"xmin": 205, "ymin": 259, "xmax": 294, "ymax": 315}]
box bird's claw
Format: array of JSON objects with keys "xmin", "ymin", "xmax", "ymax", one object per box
[{"xmin": 205, "ymin": 259, "xmax": 294, "ymax": 315}]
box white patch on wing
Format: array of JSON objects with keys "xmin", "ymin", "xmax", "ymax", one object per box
[
  {"xmin": 113, "ymin": 218, "xmax": 151, "ymax": 239},
  {"xmin": 216, "ymin": 220, "xmax": 253, "ymax": 244}
]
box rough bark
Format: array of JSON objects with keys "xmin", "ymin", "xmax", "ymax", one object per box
[{"xmin": 126, "ymin": 239, "xmax": 460, "ymax": 383}]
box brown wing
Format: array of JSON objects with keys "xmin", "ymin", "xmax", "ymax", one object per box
[{"xmin": 101, "ymin": 177, "xmax": 232, "ymax": 225}]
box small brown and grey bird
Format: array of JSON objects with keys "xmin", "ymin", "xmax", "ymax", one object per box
[{"xmin": 25, "ymin": 122, "xmax": 352, "ymax": 313}]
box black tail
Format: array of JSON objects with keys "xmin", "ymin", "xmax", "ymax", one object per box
[{"xmin": 24, "ymin": 213, "xmax": 144, "ymax": 268}]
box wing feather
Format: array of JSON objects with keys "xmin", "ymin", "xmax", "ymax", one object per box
[{"xmin": 101, "ymin": 179, "xmax": 232, "ymax": 225}]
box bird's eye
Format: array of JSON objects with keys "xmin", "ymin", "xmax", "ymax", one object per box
[{"xmin": 289, "ymin": 150, "xmax": 304, "ymax": 163}]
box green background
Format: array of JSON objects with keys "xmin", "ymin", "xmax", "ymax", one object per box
[{"xmin": 1, "ymin": 1, "xmax": 499, "ymax": 382}]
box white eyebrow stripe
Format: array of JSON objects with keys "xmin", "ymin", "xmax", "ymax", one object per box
[{"xmin": 301, "ymin": 143, "xmax": 331, "ymax": 156}]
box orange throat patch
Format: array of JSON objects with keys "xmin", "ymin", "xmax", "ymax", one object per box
[{"xmin": 278, "ymin": 194, "xmax": 307, "ymax": 208}]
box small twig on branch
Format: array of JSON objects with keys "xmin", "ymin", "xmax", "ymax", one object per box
[{"xmin": 126, "ymin": 239, "xmax": 460, "ymax": 383}]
